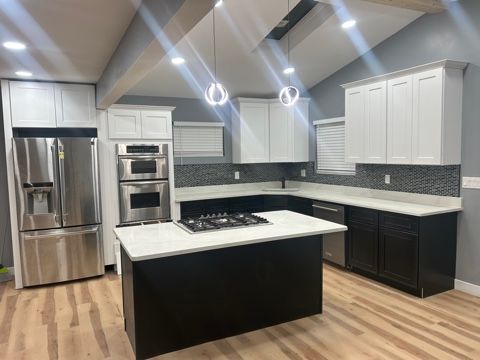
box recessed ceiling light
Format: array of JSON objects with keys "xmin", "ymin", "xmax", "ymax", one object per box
[
  {"xmin": 283, "ymin": 67, "xmax": 295, "ymax": 75},
  {"xmin": 341, "ymin": 20, "xmax": 357, "ymax": 29},
  {"xmin": 15, "ymin": 70, "xmax": 33, "ymax": 77},
  {"xmin": 171, "ymin": 57, "xmax": 186, "ymax": 65},
  {"xmin": 3, "ymin": 41, "xmax": 26, "ymax": 50},
  {"xmin": 215, "ymin": 0, "xmax": 223, "ymax": 7}
]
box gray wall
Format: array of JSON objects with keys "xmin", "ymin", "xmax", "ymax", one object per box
[
  {"xmin": 117, "ymin": 95, "xmax": 233, "ymax": 164},
  {"xmin": 0, "ymin": 103, "xmax": 13, "ymax": 267},
  {"xmin": 306, "ymin": 0, "xmax": 480, "ymax": 286}
]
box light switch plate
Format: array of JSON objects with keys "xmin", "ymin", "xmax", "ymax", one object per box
[
  {"xmin": 385, "ymin": 174, "xmax": 391, "ymax": 184},
  {"xmin": 234, "ymin": 171, "xmax": 240, "ymax": 180},
  {"xmin": 462, "ymin": 177, "xmax": 480, "ymax": 189},
  {"xmin": 301, "ymin": 169, "xmax": 306, "ymax": 177}
]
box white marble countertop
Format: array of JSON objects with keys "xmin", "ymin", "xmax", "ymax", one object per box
[
  {"xmin": 174, "ymin": 181, "xmax": 463, "ymax": 217},
  {"xmin": 114, "ymin": 210, "xmax": 347, "ymax": 261}
]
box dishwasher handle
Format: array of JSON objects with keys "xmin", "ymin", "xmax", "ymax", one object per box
[{"xmin": 312, "ymin": 204, "xmax": 339, "ymax": 213}]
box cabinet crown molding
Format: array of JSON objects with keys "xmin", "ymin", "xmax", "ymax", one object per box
[
  {"xmin": 109, "ymin": 104, "xmax": 176, "ymax": 112},
  {"xmin": 341, "ymin": 59, "xmax": 468, "ymax": 89}
]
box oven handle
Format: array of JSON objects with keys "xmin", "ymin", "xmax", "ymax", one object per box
[
  {"xmin": 118, "ymin": 155, "xmax": 167, "ymax": 160},
  {"xmin": 119, "ymin": 180, "xmax": 169, "ymax": 186}
]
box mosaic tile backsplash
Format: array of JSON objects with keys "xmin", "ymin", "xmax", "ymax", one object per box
[{"xmin": 174, "ymin": 162, "xmax": 461, "ymax": 197}]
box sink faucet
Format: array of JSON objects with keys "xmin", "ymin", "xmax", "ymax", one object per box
[{"xmin": 281, "ymin": 177, "xmax": 286, "ymax": 189}]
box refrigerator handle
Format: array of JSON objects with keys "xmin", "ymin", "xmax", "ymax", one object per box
[
  {"xmin": 91, "ymin": 139, "xmax": 102, "ymax": 223},
  {"xmin": 58, "ymin": 143, "xmax": 67, "ymax": 226},
  {"xmin": 50, "ymin": 144, "xmax": 62, "ymax": 225}
]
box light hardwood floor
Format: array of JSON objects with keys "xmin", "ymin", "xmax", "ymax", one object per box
[{"xmin": 0, "ymin": 265, "xmax": 479, "ymax": 360}]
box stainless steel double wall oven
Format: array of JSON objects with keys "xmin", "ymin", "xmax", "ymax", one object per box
[{"xmin": 117, "ymin": 144, "xmax": 170, "ymax": 224}]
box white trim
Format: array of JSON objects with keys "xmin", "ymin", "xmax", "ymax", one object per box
[
  {"xmin": 1, "ymin": 80, "xmax": 23, "ymax": 289},
  {"xmin": 455, "ymin": 279, "xmax": 480, "ymax": 298},
  {"xmin": 342, "ymin": 60, "xmax": 468, "ymax": 89},
  {"xmin": 174, "ymin": 121, "xmax": 224, "ymax": 127},
  {"xmin": 313, "ymin": 117, "xmax": 345, "ymax": 126},
  {"xmin": 109, "ymin": 104, "xmax": 176, "ymax": 112}
]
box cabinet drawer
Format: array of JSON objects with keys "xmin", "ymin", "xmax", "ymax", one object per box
[
  {"xmin": 348, "ymin": 207, "xmax": 378, "ymax": 226},
  {"xmin": 380, "ymin": 212, "xmax": 419, "ymax": 234}
]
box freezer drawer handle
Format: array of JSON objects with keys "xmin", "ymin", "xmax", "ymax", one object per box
[
  {"xmin": 312, "ymin": 204, "xmax": 339, "ymax": 212},
  {"xmin": 22, "ymin": 229, "xmax": 99, "ymax": 239}
]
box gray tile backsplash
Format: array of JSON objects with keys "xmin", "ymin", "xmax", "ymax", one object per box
[{"xmin": 174, "ymin": 162, "xmax": 461, "ymax": 197}]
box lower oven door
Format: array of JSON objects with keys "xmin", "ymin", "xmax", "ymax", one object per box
[{"xmin": 119, "ymin": 180, "xmax": 170, "ymax": 223}]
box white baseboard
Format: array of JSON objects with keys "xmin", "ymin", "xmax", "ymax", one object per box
[{"xmin": 455, "ymin": 279, "xmax": 480, "ymax": 297}]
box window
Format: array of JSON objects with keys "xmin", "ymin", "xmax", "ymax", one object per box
[
  {"xmin": 314, "ymin": 117, "xmax": 355, "ymax": 175},
  {"xmin": 173, "ymin": 121, "xmax": 224, "ymax": 157}
]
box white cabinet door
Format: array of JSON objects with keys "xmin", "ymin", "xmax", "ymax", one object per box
[
  {"xmin": 364, "ymin": 81, "xmax": 387, "ymax": 163},
  {"xmin": 387, "ymin": 75, "xmax": 413, "ymax": 164},
  {"xmin": 107, "ymin": 109, "xmax": 142, "ymax": 139},
  {"xmin": 141, "ymin": 110, "xmax": 172, "ymax": 139},
  {"xmin": 292, "ymin": 100, "xmax": 310, "ymax": 162},
  {"xmin": 55, "ymin": 84, "xmax": 96, "ymax": 128},
  {"xmin": 345, "ymin": 86, "xmax": 365, "ymax": 163},
  {"xmin": 9, "ymin": 81, "xmax": 56, "ymax": 127},
  {"xmin": 412, "ymin": 68, "xmax": 443, "ymax": 165},
  {"xmin": 269, "ymin": 103, "xmax": 292, "ymax": 162},
  {"xmin": 239, "ymin": 102, "xmax": 270, "ymax": 163}
]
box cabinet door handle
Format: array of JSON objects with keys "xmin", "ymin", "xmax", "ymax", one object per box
[{"xmin": 312, "ymin": 204, "xmax": 339, "ymax": 212}]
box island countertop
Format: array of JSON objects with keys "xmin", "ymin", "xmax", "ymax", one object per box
[{"xmin": 114, "ymin": 210, "xmax": 347, "ymax": 261}]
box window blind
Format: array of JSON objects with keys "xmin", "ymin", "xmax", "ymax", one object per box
[
  {"xmin": 173, "ymin": 122, "xmax": 224, "ymax": 157},
  {"xmin": 315, "ymin": 118, "xmax": 355, "ymax": 175}
]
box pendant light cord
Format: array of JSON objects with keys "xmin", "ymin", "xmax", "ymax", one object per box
[
  {"xmin": 287, "ymin": 0, "xmax": 291, "ymax": 86},
  {"xmin": 213, "ymin": 4, "xmax": 217, "ymax": 82}
]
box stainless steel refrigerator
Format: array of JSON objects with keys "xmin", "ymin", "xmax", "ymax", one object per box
[{"xmin": 13, "ymin": 137, "xmax": 104, "ymax": 286}]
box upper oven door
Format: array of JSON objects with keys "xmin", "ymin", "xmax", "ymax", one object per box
[{"xmin": 118, "ymin": 155, "xmax": 168, "ymax": 181}]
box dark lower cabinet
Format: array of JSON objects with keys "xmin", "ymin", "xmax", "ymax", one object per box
[
  {"xmin": 181, "ymin": 196, "xmax": 264, "ymax": 218},
  {"xmin": 263, "ymin": 195, "xmax": 288, "ymax": 212},
  {"xmin": 348, "ymin": 221, "xmax": 378, "ymax": 276},
  {"xmin": 288, "ymin": 196, "xmax": 313, "ymax": 216},
  {"xmin": 378, "ymin": 228, "xmax": 418, "ymax": 289}
]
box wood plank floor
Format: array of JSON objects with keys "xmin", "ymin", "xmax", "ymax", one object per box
[{"xmin": 0, "ymin": 265, "xmax": 479, "ymax": 360}]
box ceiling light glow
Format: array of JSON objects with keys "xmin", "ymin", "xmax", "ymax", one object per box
[
  {"xmin": 3, "ymin": 41, "xmax": 26, "ymax": 50},
  {"xmin": 15, "ymin": 70, "xmax": 33, "ymax": 77},
  {"xmin": 283, "ymin": 67, "xmax": 295, "ymax": 75},
  {"xmin": 171, "ymin": 57, "xmax": 186, "ymax": 65},
  {"xmin": 341, "ymin": 20, "xmax": 357, "ymax": 29},
  {"xmin": 215, "ymin": 0, "xmax": 223, "ymax": 7}
]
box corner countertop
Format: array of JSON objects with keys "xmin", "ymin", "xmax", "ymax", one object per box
[
  {"xmin": 174, "ymin": 181, "xmax": 463, "ymax": 217},
  {"xmin": 114, "ymin": 210, "xmax": 347, "ymax": 262}
]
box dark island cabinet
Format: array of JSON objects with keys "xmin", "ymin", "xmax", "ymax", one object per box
[{"xmin": 347, "ymin": 207, "xmax": 457, "ymax": 298}]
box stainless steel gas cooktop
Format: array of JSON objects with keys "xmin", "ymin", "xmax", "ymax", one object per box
[{"xmin": 175, "ymin": 213, "xmax": 271, "ymax": 234}]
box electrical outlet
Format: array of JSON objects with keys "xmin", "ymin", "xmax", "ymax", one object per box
[
  {"xmin": 301, "ymin": 169, "xmax": 306, "ymax": 177},
  {"xmin": 463, "ymin": 177, "xmax": 480, "ymax": 189},
  {"xmin": 234, "ymin": 171, "xmax": 240, "ymax": 180},
  {"xmin": 385, "ymin": 175, "xmax": 391, "ymax": 184}
]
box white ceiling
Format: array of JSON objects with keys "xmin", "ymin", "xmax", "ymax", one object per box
[
  {"xmin": 127, "ymin": 0, "xmax": 423, "ymax": 99},
  {"xmin": 0, "ymin": 0, "xmax": 141, "ymax": 83}
]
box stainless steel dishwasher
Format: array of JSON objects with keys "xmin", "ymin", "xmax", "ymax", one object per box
[{"xmin": 312, "ymin": 201, "xmax": 346, "ymax": 267}]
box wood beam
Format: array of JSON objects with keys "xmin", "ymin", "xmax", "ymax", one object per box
[
  {"xmin": 360, "ymin": 0, "xmax": 447, "ymax": 13},
  {"xmin": 96, "ymin": 0, "xmax": 213, "ymax": 109}
]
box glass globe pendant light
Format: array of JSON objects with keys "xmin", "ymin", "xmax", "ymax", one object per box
[
  {"xmin": 279, "ymin": 0, "xmax": 299, "ymax": 107},
  {"xmin": 205, "ymin": 1, "xmax": 228, "ymax": 106}
]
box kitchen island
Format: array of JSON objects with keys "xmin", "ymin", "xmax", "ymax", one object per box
[{"xmin": 115, "ymin": 210, "xmax": 347, "ymax": 359}]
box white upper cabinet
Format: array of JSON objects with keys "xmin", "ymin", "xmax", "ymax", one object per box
[
  {"xmin": 412, "ymin": 68, "xmax": 444, "ymax": 165},
  {"xmin": 10, "ymin": 81, "xmax": 56, "ymax": 127},
  {"xmin": 232, "ymin": 98, "xmax": 310, "ymax": 164},
  {"xmin": 269, "ymin": 102, "xmax": 292, "ymax": 163},
  {"xmin": 55, "ymin": 84, "xmax": 96, "ymax": 128},
  {"xmin": 343, "ymin": 60, "xmax": 466, "ymax": 165},
  {"xmin": 9, "ymin": 81, "xmax": 96, "ymax": 128},
  {"xmin": 107, "ymin": 106, "xmax": 174, "ymax": 140},
  {"xmin": 345, "ymin": 86, "xmax": 365, "ymax": 163},
  {"xmin": 108, "ymin": 109, "xmax": 142, "ymax": 139},
  {"xmin": 364, "ymin": 81, "xmax": 387, "ymax": 163},
  {"xmin": 232, "ymin": 100, "xmax": 270, "ymax": 164},
  {"xmin": 387, "ymin": 75, "xmax": 413, "ymax": 164},
  {"xmin": 141, "ymin": 110, "xmax": 172, "ymax": 139}
]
